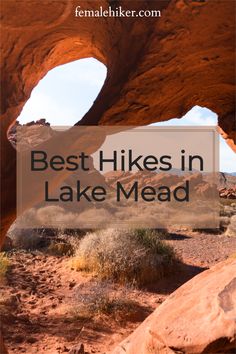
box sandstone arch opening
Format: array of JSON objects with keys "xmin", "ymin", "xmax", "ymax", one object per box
[
  {"xmin": 16, "ymin": 58, "xmax": 107, "ymax": 126},
  {"xmin": 152, "ymin": 106, "xmax": 236, "ymax": 174}
]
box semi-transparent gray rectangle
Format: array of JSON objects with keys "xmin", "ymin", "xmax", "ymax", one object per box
[{"xmin": 16, "ymin": 126, "xmax": 219, "ymax": 229}]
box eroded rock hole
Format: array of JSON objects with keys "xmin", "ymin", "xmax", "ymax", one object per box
[
  {"xmin": 8, "ymin": 57, "xmax": 106, "ymax": 137},
  {"xmin": 152, "ymin": 105, "xmax": 236, "ymax": 174}
]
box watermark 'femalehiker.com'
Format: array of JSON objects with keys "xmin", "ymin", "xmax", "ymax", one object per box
[{"xmin": 75, "ymin": 5, "xmax": 162, "ymax": 18}]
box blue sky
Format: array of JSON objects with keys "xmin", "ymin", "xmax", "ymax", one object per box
[{"xmin": 18, "ymin": 58, "xmax": 235, "ymax": 172}]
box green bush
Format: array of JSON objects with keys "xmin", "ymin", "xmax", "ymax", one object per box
[{"xmin": 72, "ymin": 228, "xmax": 176, "ymax": 286}]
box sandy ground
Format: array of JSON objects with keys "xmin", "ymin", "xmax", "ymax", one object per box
[{"xmin": 0, "ymin": 230, "xmax": 236, "ymax": 354}]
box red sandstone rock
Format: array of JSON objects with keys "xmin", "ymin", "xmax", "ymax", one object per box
[
  {"xmin": 220, "ymin": 187, "xmax": 236, "ymax": 199},
  {"xmin": 0, "ymin": 332, "xmax": 8, "ymax": 354},
  {"xmin": 112, "ymin": 258, "xmax": 236, "ymax": 354},
  {"xmin": 8, "ymin": 120, "xmax": 52, "ymax": 147}
]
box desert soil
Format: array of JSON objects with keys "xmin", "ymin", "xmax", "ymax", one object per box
[{"xmin": 1, "ymin": 230, "xmax": 236, "ymax": 354}]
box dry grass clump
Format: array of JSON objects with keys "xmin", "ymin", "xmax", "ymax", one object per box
[
  {"xmin": 0, "ymin": 253, "xmax": 10, "ymax": 281},
  {"xmin": 72, "ymin": 228, "xmax": 176, "ymax": 286},
  {"xmin": 8, "ymin": 226, "xmax": 84, "ymax": 253},
  {"xmin": 46, "ymin": 229, "xmax": 84, "ymax": 256}
]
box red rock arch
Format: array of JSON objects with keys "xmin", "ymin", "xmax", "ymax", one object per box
[{"xmin": 0, "ymin": 0, "xmax": 235, "ymax": 247}]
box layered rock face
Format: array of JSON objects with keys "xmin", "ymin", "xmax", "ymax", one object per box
[
  {"xmin": 0, "ymin": 0, "xmax": 235, "ymax": 244},
  {"xmin": 112, "ymin": 258, "xmax": 236, "ymax": 354}
]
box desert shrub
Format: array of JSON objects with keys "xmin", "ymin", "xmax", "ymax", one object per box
[
  {"xmin": 47, "ymin": 242, "xmax": 74, "ymax": 256},
  {"xmin": 70, "ymin": 280, "xmax": 139, "ymax": 320},
  {"xmin": 0, "ymin": 253, "xmax": 10, "ymax": 280},
  {"xmin": 46, "ymin": 229, "xmax": 85, "ymax": 256},
  {"xmin": 72, "ymin": 228, "xmax": 176, "ymax": 286},
  {"xmin": 8, "ymin": 228, "xmax": 43, "ymax": 250},
  {"xmin": 57, "ymin": 231, "xmax": 83, "ymax": 250}
]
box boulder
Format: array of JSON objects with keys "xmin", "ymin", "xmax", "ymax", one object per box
[
  {"xmin": 112, "ymin": 258, "xmax": 236, "ymax": 354},
  {"xmin": 9, "ymin": 228, "xmax": 43, "ymax": 250}
]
